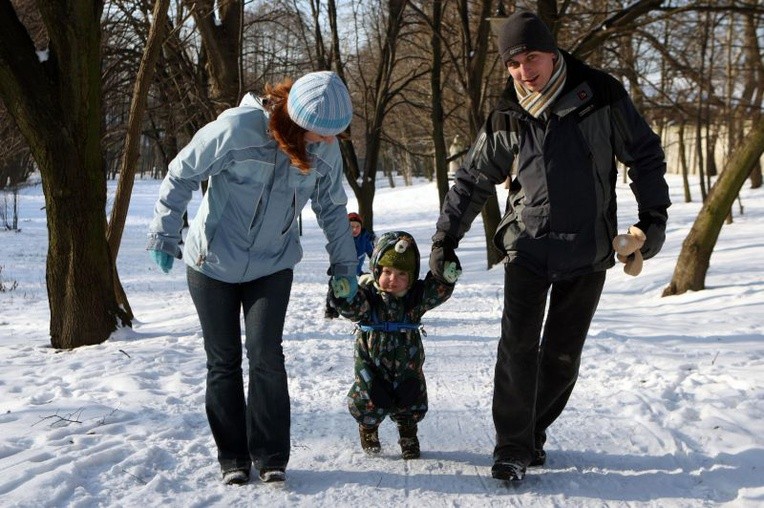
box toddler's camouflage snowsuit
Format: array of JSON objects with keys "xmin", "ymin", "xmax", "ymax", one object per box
[{"xmin": 331, "ymin": 270, "xmax": 454, "ymax": 428}]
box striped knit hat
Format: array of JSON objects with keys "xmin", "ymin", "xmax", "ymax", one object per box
[{"xmin": 287, "ymin": 71, "xmax": 353, "ymax": 136}]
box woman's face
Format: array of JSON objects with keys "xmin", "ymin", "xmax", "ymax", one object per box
[
  {"xmin": 349, "ymin": 221, "xmax": 362, "ymax": 237},
  {"xmin": 377, "ymin": 266, "xmax": 410, "ymax": 293},
  {"xmin": 304, "ymin": 131, "xmax": 336, "ymax": 144}
]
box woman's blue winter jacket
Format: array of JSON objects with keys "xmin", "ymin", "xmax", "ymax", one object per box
[{"xmin": 147, "ymin": 95, "xmax": 357, "ymax": 283}]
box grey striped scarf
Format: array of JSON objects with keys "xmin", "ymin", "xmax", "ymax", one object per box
[{"xmin": 514, "ymin": 52, "xmax": 567, "ymax": 118}]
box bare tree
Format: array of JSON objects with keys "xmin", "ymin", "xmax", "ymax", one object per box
[
  {"xmin": 106, "ymin": 0, "xmax": 171, "ymax": 322},
  {"xmin": 182, "ymin": 0, "xmax": 242, "ymax": 112},
  {"xmin": 0, "ymin": 107, "xmax": 34, "ymax": 190},
  {"xmin": 663, "ymin": 117, "xmax": 764, "ymax": 296},
  {"xmin": 307, "ymin": 0, "xmax": 417, "ymax": 232},
  {"xmin": 425, "ymin": 0, "xmax": 449, "ymax": 207},
  {"xmin": 0, "ymin": 0, "xmax": 128, "ymax": 348},
  {"xmin": 736, "ymin": 1, "xmax": 763, "ymax": 188}
]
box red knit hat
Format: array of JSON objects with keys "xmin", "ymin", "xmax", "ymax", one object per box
[{"xmin": 347, "ymin": 212, "xmax": 363, "ymax": 226}]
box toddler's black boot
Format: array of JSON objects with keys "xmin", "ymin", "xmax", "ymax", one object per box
[
  {"xmin": 359, "ymin": 425, "xmax": 381, "ymax": 454},
  {"xmin": 397, "ymin": 422, "xmax": 420, "ymax": 459}
]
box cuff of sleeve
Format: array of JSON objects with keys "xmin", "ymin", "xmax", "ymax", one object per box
[
  {"xmin": 146, "ymin": 235, "xmax": 181, "ymax": 258},
  {"xmin": 431, "ymin": 231, "xmax": 458, "ymax": 248},
  {"xmin": 329, "ymin": 264, "xmax": 356, "ymax": 277}
]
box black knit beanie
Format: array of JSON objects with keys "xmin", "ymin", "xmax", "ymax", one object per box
[{"xmin": 498, "ymin": 11, "xmax": 557, "ymax": 63}]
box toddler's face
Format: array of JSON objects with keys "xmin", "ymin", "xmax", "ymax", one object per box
[
  {"xmin": 378, "ymin": 266, "xmax": 410, "ymax": 293},
  {"xmin": 350, "ymin": 221, "xmax": 362, "ymax": 237}
]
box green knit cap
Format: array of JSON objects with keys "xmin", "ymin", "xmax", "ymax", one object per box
[{"xmin": 372, "ymin": 231, "xmax": 420, "ymax": 287}]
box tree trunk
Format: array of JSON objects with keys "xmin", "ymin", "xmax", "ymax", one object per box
[
  {"xmin": 678, "ymin": 122, "xmax": 692, "ymax": 203},
  {"xmin": 335, "ymin": 0, "xmax": 407, "ymax": 234},
  {"xmin": 428, "ymin": 0, "xmax": 450, "ymax": 210},
  {"xmin": 107, "ymin": 0, "xmax": 170, "ymax": 323},
  {"xmin": 45, "ymin": 154, "xmax": 125, "ymax": 348},
  {"xmin": 0, "ymin": 1, "xmax": 129, "ymax": 348},
  {"xmin": 750, "ymin": 163, "xmax": 762, "ymax": 189},
  {"xmin": 461, "ymin": 0, "xmax": 502, "ymax": 268},
  {"xmin": 185, "ymin": 0, "xmax": 242, "ymax": 112},
  {"xmin": 663, "ymin": 117, "xmax": 764, "ymax": 297},
  {"xmin": 739, "ymin": 2, "xmax": 763, "ymax": 190}
]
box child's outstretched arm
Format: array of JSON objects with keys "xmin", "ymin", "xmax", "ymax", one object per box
[
  {"xmin": 328, "ymin": 281, "xmax": 372, "ymax": 323},
  {"xmin": 409, "ymin": 270, "xmax": 458, "ymax": 316}
]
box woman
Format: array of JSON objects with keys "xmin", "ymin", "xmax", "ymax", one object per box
[{"xmin": 147, "ymin": 71, "xmax": 359, "ymax": 485}]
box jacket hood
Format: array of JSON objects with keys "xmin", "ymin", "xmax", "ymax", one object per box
[
  {"xmin": 371, "ymin": 231, "xmax": 420, "ymax": 288},
  {"xmin": 239, "ymin": 92, "xmax": 262, "ymax": 108}
]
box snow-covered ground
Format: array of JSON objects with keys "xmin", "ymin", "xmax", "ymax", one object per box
[{"xmin": 0, "ymin": 173, "xmax": 761, "ymax": 507}]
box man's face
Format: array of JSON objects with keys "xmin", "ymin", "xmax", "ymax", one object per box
[{"xmin": 506, "ymin": 51, "xmax": 557, "ymax": 92}]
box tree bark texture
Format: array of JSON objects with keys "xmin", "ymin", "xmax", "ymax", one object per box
[
  {"xmin": 0, "ymin": 0, "xmax": 127, "ymax": 348},
  {"xmin": 106, "ymin": 0, "xmax": 170, "ymax": 322},
  {"xmin": 185, "ymin": 0, "xmax": 241, "ymax": 112},
  {"xmin": 663, "ymin": 117, "xmax": 764, "ymax": 297},
  {"xmin": 460, "ymin": 0, "xmax": 502, "ymax": 268},
  {"xmin": 428, "ymin": 0, "xmax": 450, "ymax": 210}
]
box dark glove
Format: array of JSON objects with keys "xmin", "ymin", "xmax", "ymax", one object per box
[
  {"xmin": 429, "ymin": 233, "xmax": 461, "ymax": 284},
  {"xmin": 633, "ymin": 207, "xmax": 668, "ymax": 260},
  {"xmin": 149, "ymin": 250, "xmax": 174, "ymax": 273}
]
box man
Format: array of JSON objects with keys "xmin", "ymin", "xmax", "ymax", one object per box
[{"xmin": 428, "ymin": 11, "xmax": 670, "ymax": 482}]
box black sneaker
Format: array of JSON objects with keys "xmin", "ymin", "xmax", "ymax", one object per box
[
  {"xmin": 259, "ymin": 467, "xmax": 286, "ymax": 483},
  {"xmin": 491, "ymin": 460, "xmax": 527, "ymax": 482},
  {"xmin": 222, "ymin": 468, "xmax": 250, "ymax": 485},
  {"xmin": 529, "ymin": 448, "xmax": 546, "ymax": 467},
  {"xmin": 397, "ymin": 422, "xmax": 420, "ymax": 459},
  {"xmin": 359, "ymin": 425, "xmax": 381, "ymax": 454}
]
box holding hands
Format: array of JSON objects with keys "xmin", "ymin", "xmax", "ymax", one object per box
[
  {"xmin": 429, "ymin": 234, "xmax": 462, "ymax": 284},
  {"xmin": 331, "ymin": 275, "xmax": 358, "ymax": 300}
]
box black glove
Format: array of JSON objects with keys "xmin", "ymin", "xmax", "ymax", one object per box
[
  {"xmin": 633, "ymin": 207, "xmax": 668, "ymax": 260},
  {"xmin": 429, "ymin": 233, "xmax": 461, "ymax": 283}
]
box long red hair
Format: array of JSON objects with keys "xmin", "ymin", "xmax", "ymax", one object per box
[{"xmin": 263, "ymin": 80, "xmax": 312, "ymax": 174}]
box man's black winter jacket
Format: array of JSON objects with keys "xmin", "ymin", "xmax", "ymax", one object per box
[{"xmin": 435, "ymin": 51, "xmax": 671, "ymax": 280}]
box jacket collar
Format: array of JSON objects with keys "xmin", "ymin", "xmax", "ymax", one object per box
[{"xmin": 496, "ymin": 51, "xmax": 593, "ymax": 119}]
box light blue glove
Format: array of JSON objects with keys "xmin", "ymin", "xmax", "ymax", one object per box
[
  {"xmin": 149, "ymin": 250, "xmax": 174, "ymax": 273},
  {"xmin": 330, "ymin": 275, "xmax": 358, "ymax": 300},
  {"xmin": 442, "ymin": 261, "xmax": 461, "ymax": 284}
]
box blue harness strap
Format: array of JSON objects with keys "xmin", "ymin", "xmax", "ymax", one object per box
[
  {"xmin": 356, "ymin": 299, "xmax": 425, "ymax": 334},
  {"xmin": 357, "ymin": 322, "xmax": 422, "ymax": 333}
]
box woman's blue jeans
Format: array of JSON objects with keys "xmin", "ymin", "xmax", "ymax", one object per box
[{"xmin": 187, "ymin": 266, "xmax": 293, "ymax": 473}]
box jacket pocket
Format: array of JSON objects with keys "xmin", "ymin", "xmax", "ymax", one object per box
[
  {"xmin": 493, "ymin": 209, "xmax": 521, "ymax": 256},
  {"xmin": 281, "ymin": 190, "xmax": 298, "ymax": 235},
  {"xmin": 493, "ymin": 184, "xmax": 526, "ymax": 255}
]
